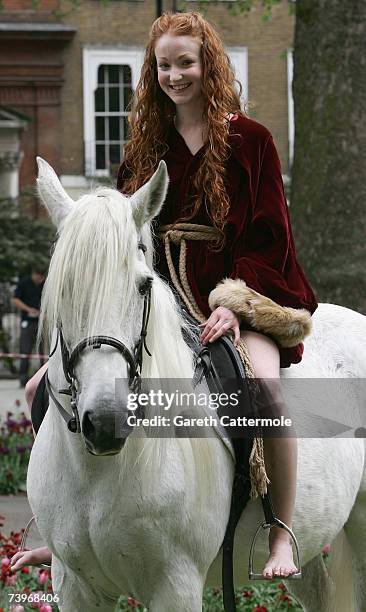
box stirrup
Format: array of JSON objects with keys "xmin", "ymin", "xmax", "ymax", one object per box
[
  {"xmin": 248, "ymin": 518, "xmax": 302, "ymax": 580},
  {"xmin": 20, "ymin": 516, "xmax": 51, "ymax": 569}
]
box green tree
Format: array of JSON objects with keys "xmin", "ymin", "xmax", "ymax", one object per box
[
  {"xmin": 0, "ymin": 196, "xmax": 55, "ymax": 282},
  {"xmin": 290, "ymin": 0, "xmax": 366, "ymax": 313}
]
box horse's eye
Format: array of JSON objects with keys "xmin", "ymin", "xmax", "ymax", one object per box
[{"xmin": 138, "ymin": 276, "xmax": 153, "ymax": 296}]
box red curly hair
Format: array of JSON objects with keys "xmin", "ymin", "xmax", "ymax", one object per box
[{"xmin": 120, "ymin": 12, "xmax": 245, "ymax": 244}]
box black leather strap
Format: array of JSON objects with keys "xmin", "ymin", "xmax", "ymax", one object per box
[{"xmin": 45, "ymin": 372, "xmax": 78, "ymax": 432}]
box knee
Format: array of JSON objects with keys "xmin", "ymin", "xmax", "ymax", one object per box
[
  {"xmin": 24, "ymin": 372, "xmax": 40, "ymax": 409},
  {"xmin": 24, "ymin": 362, "xmax": 48, "ymax": 409},
  {"xmin": 25, "ymin": 376, "xmax": 38, "ymax": 408},
  {"xmin": 240, "ymin": 330, "xmax": 280, "ymax": 379}
]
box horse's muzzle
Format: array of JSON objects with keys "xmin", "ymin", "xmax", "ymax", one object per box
[{"xmin": 82, "ymin": 409, "xmax": 133, "ymax": 455}]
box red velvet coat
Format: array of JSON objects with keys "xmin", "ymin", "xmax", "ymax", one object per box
[{"xmin": 117, "ymin": 114, "xmax": 318, "ymax": 368}]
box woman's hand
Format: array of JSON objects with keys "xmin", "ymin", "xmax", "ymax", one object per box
[
  {"xmin": 10, "ymin": 547, "xmax": 51, "ymax": 570},
  {"xmin": 199, "ymin": 307, "xmax": 240, "ymax": 346}
]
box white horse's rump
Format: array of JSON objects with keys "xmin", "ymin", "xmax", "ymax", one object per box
[{"xmin": 28, "ymin": 158, "xmax": 366, "ymax": 612}]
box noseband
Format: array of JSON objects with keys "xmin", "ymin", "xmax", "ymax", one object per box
[{"xmin": 45, "ymin": 242, "xmax": 152, "ymax": 434}]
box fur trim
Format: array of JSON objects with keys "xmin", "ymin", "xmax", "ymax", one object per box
[{"xmin": 208, "ymin": 278, "xmax": 312, "ymax": 348}]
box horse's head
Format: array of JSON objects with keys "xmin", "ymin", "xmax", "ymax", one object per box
[{"xmin": 37, "ymin": 157, "xmax": 168, "ymax": 455}]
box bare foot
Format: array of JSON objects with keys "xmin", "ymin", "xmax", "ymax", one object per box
[
  {"xmin": 262, "ymin": 531, "xmax": 298, "ymax": 579},
  {"xmin": 11, "ymin": 546, "xmax": 51, "ymax": 571}
]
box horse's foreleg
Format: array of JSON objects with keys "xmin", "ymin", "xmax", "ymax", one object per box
[
  {"xmin": 51, "ymin": 557, "xmax": 118, "ymax": 612},
  {"xmin": 148, "ymin": 560, "xmax": 204, "ymax": 612}
]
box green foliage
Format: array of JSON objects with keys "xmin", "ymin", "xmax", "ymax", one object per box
[
  {"xmin": 0, "ymin": 197, "xmax": 55, "ymax": 282},
  {"xmin": 183, "ymin": 0, "xmax": 286, "ymax": 20},
  {"xmin": 114, "ymin": 583, "xmax": 302, "ymax": 610},
  {"xmin": 0, "ymin": 409, "xmax": 33, "ymax": 495}
]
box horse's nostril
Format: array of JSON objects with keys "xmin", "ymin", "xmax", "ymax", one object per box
[{"xmin": 82, "ymin": 410, "xmax": 95, "ymax": 437}]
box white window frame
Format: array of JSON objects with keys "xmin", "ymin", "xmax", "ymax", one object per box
[
  {"xmin": 287, "ymin": 48, "xmax": 295, "ymax": 167},
  {"xmin": 83, "ymin": 46, "xmax": 144, "ymax": 176},
  {"xmin": 227, "ymin": 46, "xmax": 248, "ymax": 108}
]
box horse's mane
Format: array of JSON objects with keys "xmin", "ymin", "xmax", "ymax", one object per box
[
  {"xmin": 39, "ymin": 188, "xmax": 138, "ymax": 345},
  {"xmin": 41, "ymin": 187, "xmax": 218, "ymax": 495}
]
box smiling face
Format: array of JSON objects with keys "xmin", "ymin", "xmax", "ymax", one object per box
[{"xmin": 155, "ymin": 32, "xmax": 203, "ymax": 109}]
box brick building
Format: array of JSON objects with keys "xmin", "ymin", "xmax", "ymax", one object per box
[{"xmin": 0, "ymin": 0, "xmax": 294, "ymax": 209}]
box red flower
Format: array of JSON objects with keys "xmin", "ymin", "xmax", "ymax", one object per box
[
  {"xmin": 279, "ymin": 593, "xmax": 293, "ymax": 602},
  {"xmin": 6, "ymin": 573, "xmax": 17, "ymax": 585},
  {"xmin": 21, "ymin": 567, "xmax": 30, "ymax": 574},
  {"xmin": 1, "ymin": 557, "xmax": 11, "ymax": 569},
  {"xmin": 278, "ymin": 582, "xmax": 287, "ymax": 592},
  {"xmin": 253, "ymin": 607, "xmax": 267, "ymax": 612},
  {"xmin": 127, "ymin": 597, "xmax": 141, "ymax": 608},
  {"xmin": 242, "ymin": 589, "xmax": 253, "ymax": 598}
]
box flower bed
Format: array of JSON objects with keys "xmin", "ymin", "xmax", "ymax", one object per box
[
  {"xmin": 0, "ymin": 407, "xmax": 33, "ymax": 495},
  {"xmin": 0, "ymin": 517, "xmax": 55, "ymax": 612}
]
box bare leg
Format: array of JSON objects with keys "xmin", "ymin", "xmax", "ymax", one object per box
[
  {"xmin": 25, "ymin": 361, "xmax": 49, "ymax": 411},
  {"xmin": 241, "ymin": 330, "xmax": 298, "ymax": 578},
  {"xmin": 25, "ymin": 361, "xmax": 49, "ymax": 437}
]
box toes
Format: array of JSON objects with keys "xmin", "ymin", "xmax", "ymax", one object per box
[{"xmin": 262, "ymin": 567, "xmax": 273, "ymax": 580}]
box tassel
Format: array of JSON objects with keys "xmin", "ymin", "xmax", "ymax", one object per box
[{"xmin": 249, "ymin": 436, "xmax": 270, "ymax": 498}]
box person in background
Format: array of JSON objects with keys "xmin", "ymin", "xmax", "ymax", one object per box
[{"xmin": 12, "ymin": 266, "xmax": 46, "ymax": 387}]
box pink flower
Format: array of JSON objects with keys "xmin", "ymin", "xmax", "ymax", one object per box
[
  {"xmin": 322, "ymin": 543, "xmax": 331, "ymax": 556},
  {"xmin": 30, "ymin": 592, "xmax": 44, "ymax": 609},
  {"xmin": 40, "ymin": 606, "xmax": 52, "ymax": 612},
  {"xmin": 6, "ymin": 573, "xmax": 17, "ymax": 585},
  {"xmin": 1, "ymin": 557, "xmax": 10, "ymax": 569},
  {"xmin": 10, "ymin": 606, "xmax": 25, "ymax": 612},
  {"xmin": 38, "ymin": 569, "xmax": 49, "ymax": 585}
]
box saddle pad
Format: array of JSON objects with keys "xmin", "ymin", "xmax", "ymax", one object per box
[
  {"xmin": 31, "ymin": 371, "xmax": 49, "ymax": 434},
  {"xmin": 194, "ymin": 335, "xmax": 254, "ymax": 474}
]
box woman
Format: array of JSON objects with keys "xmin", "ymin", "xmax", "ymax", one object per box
[
  {"xmin": 17, "ymin": 11, "xmax": 317, "ymax": 580},
  {"xmin": 117, "ymin": 11, "xmax": 317, "ymax": 580}
]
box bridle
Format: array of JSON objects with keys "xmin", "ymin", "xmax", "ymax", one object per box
[{"xmin": 45, "ymin": 242, "xmax": 152, "ymax": 434}]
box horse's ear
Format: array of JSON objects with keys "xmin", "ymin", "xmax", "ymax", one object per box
[
  {"xmin": 36, "ymin": 157, "xmax": 75, "ymax": 229},
  {"xmin": 130, "ymin": 161, "xmax": 168, "ymax": 229}
]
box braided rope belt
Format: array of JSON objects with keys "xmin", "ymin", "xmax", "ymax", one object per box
[{"xmin": 159, "ymin": 223, "xmax": 269, "ymax": 497}]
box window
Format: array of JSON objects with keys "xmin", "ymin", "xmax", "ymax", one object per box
[
  {"xmin": 83, "ymin": 47, "xmax": 144, "ymax": 176},
  {"xmin": 94, "ymin": 64, "xmax": 132, "ymax": 172}
]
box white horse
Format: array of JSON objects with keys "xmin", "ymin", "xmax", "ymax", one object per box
[{"xmin": 27, "ymin": 157, "xmax": 366, "ymax": 612}]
